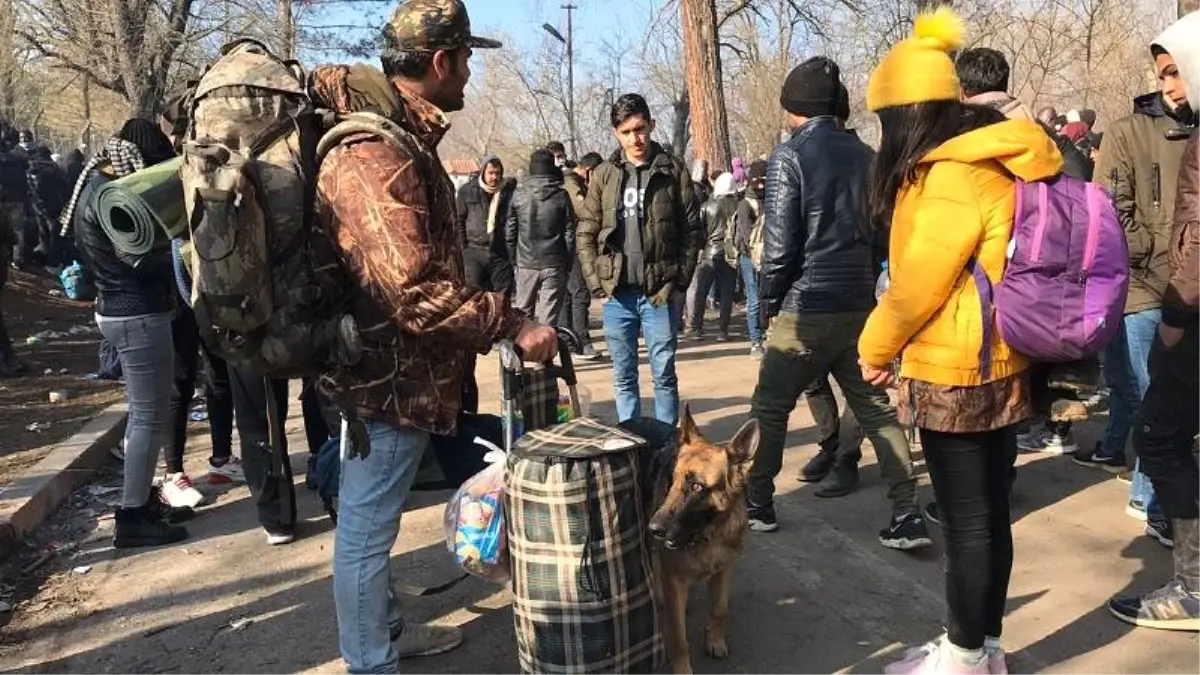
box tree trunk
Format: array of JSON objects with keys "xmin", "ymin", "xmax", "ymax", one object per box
[
  {"xmin": 672, "ymin": 89, "xmax": 690, "ymax": 159},
  {"xmin": 1182, "ymin": 0, "xmax": 1198, "ymax": 16},
  {"xmin": 680, "ymin": 0, "xmax": 731, "ymax": 170},
  {"xmin": 277, "ymin": 0, "xmax": 295, "ymax": 59}
]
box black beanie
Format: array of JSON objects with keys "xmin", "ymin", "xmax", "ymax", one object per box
[
  {"xmin": 529, "ymin": 149, "xmax": 560, "ymax": 177},
  {"xmin": 117, "ymin": 118, "xmax": 175, "ymax": 165},
  {"xmin": 780, "ymin": 56, "xmax": 841, "ymax": 118},
  {"xmin": 835, "ymin": 83, "xmax": 851, "ymax": 121}
]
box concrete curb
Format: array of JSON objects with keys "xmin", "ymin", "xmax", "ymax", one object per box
[{"xmin": 0, "ymin": 403, "xmax": 128, "ymax": 556}]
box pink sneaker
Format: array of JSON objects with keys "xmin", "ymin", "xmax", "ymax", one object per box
[{"xmin": 885, "ymin": 638, "xmax": 988, "ymax": 675}]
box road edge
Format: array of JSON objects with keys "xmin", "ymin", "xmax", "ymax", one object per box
[{"xmin": 0, "ymin": 403, "xmax": 128, "ymax": 557}]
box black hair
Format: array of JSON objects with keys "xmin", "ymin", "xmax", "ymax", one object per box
[
  {"xmin": 579, "ymin": 152, "xmax": 603, "ymax": 169},
  {"xmin": 545, "ymin": 141, "xmax": 566, "ymax": 155},
  {"xmin": 956, "ymin": 48, "xmax": 1010, "ymax": 98},
  {"xmin": 610, "ymin": 93, "xmax": 652, "ymax": 128},
  {"xmin": 379, "ymin": 26, "xmax": 460, "ymax": 80},
  {"xmin": 117, "ymin": 118, "xmax": 176, "ymax": 165},
  {"xmin": 868, "ymin": 101, "xmax": 1007, "ymax": 230}
]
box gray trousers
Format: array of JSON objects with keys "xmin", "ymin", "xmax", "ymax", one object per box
[
  {"xmin": 96, "ymin": 312, "xmax": 175, "ymax": 508},
  {"xmin": 515, "ymin": 267, "xmax": 567, "ymax": 326}
]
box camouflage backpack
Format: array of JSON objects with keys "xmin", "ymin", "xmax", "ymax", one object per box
[{"xmin": 180, "ymin": 39, "xmax": 424, "ymax": 377}]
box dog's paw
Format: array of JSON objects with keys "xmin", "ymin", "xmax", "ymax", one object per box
[{"xmin": 704, "ymin": 629, "xmax": 729, "ymax": 660}]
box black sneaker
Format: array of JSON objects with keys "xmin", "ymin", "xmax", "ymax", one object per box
[
  {"xmin": 799, "ymin": 451, "xmax": 836, "ymax": 483},
  {"xmin": 1072, "ymin": 443, "xmax": 1126, "ymax": 473},
  {"xmin": 1109, "ymin": 580, "xmax": 1200, "ymax": 631},
  {"xmin": 1146, "ymin": 517, "xmax": 1175, "ymax": 549},
  {"xmin": 114, "ymin": 503, "xmax": 188, "ymax": 548},
  {"xmin": 306, "ymin": 452, "xmax": 319, "ymax": 490},
  {"xmin": 747, "ymin": 501, "xmax": 779, "ymax": 532},
  {"xmin": 923, "ymin": 502, "xmax": 940, "ymax": 526},
  {"xmin": 576, "ymin": 344, "xmax": 601, "ymax": 361},
  {"xmin": 149, "ymin": 486, "xmax": 195, "ymax": 524},
  {"xmin": 879, "ymin": 511, "xmax": 933, "ymax": 551},
  {"xmin": 716, "ymin": 331, "xmax": 731, "ymax": 342},
  {"xmin": 814, "ymin": 462, "xmax": 859, "ymax": 498}
]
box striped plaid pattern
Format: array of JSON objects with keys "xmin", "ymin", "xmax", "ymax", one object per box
[
  {"xmin": 520, "ymin": 364, "xmax": 560, "ymax": 432},
  {"xmin": 506, "ymin": 418, "xmax": 663, "ymax": 673}
]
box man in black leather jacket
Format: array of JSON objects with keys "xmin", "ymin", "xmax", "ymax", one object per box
[
  {"xmin": 505, "ymin": 149, "xmax": 575, "ymax": 324},
  {"xmin": 684, "ymin": 171, "xmax": 738, "ymax": 340},
  {"xmin": 745, "ymin": 57, "xmax": 928, "ymax": 551}
]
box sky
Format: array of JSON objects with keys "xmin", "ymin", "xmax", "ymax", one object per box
[{"xmin": 320, "ymin": 0, "xmax": 658, "ymax": 63}]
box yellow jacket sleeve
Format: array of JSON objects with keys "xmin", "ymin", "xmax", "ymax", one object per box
[{"xmin": 859, "ymin": 162, "xmax": 985, "ymax": 367}]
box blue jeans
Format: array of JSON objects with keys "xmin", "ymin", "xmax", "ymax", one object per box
[
  {"xmin": 96, "ymin": 312, "xmax": 174, "ymax": 509},
  {"xmin": 603, "ymin": 290, "xmax": 679, "ymax": 425},
  {"xmin": 738, "ymin": 256, "xmax": 763, "ymax": 345},
  {"xmin": 1100, "ymin": 309, "xmax": 1161, "ymax": 516},
  {"xmin": 334, "ymin": 421, "xmax": 429, "ymax": 673}
]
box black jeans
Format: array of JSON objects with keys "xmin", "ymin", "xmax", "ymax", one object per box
[
  {"xmin": 687, "ymin": 257, "xmax": 735, "ymax": 333},
  {"xmin": 803, "ymin": 375, "xmax": 863, "ymax": 462},
  {"xmin": 558, "ymin": 256, "xmax": 592, "ymax": 349},
  {"xmin": 921, "ymin": 426, "xmax": 1017, "ymax": 650},
  {"xmin": 229, "ymin": 369, "xmax": 296, "ymax": 530},
  {"xmin": 167, "ymin": 306, "xmax": 235, "ymax": 473},
  {"xmin": 1133, "ymin": 326, "xmax": 1199, "ymax": 521}
]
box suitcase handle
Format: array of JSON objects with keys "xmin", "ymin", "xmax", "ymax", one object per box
[{"xmin": 498, "ymin": 328, "xmax": 584, "ymax": 417}]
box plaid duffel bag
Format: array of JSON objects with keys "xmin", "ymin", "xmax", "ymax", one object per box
[{"xmin": 505, "ymin": 417, "xmax": 663, "ymax": 674}]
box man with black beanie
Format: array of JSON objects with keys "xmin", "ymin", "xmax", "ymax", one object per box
[
  {"xmin": 745, "ymin": 57, "xmax": 927, "ymax": 552},
  {"xmin": 506, "ymin": 148, "xmax": 575, "ymax": 325}
]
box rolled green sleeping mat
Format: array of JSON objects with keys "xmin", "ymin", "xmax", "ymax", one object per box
[{"xmin": 95, "ymin": 156, "xmax": 187, "ymax": 255}]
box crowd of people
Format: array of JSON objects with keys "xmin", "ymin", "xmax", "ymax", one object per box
[{"xmin": 0, "ymin": 0, "xmax": 1196, "ymax": 673}]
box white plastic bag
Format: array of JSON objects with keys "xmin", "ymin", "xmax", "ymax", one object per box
[{"xmin": 443, "ymin": 438, "xmax": 509, "ymax": 584}]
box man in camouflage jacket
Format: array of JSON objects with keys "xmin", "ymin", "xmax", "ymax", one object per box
[{"xmin": 314, "ymin": 1, "xmax": 558, "ymax": 670}]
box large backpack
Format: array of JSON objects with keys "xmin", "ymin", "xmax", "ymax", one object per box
[
  {"xmin": 179, "ymin": 39, "xmax": 422, "ymax": 378},
  {"xmin": 968, "ymin": 175, "xmax": 1128, "ymax": 374},
  {"xmin": 505, "ymin": 417, "xmax": 663, "ymax": 674}
]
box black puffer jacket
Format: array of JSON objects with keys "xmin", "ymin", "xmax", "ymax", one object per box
[
  {"xmin": 455, "ymin": 176, "xmax": 498, "ymax": 250},
  {"xmin": 505, "ymin": 172, "xmax": 575, "ymax": 270},
  {"xmin": 760, "ymin": 116, "xmax": 875, "ymax": 318},
  {"xmin": 72, "ymin": 171, "xmax": 175, "ymax": 317}
]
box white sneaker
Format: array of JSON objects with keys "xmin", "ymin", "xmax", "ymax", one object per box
[
  {"xmin": 206, "ymin": 457, "xmax": 245, "ymax": 485},
  {"xmin": 265, "ymin": 528, "xmax": 295, "ymax": 546},
  {"xmin": 161, "ymin": 472, "xmax": 205, "ymax": 509}
]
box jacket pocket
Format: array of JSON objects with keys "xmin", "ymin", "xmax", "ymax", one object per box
[{"xmin": 596, "ymin": 255, "xmax": 616, "ymax": 283}]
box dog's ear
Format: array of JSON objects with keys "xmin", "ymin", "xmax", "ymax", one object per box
[
  {"xmin": 678, "ymin": 403, "xmax": 701, "ymax": 445},
  {"xmin": 727, "ymin": 419, "xmax": 761, "ymax": 468}
]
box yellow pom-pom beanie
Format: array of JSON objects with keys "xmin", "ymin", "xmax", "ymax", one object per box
[{"xmin": 867, "ymin": 6, "xmax": 965, "ymax": 112}]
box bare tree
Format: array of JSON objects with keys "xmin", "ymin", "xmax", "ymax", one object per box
[{"xmin": 16, "ymin": 0, "xmax": 200, "ymax": 118}]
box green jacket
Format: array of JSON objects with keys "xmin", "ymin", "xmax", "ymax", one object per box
[
  {"xmin": 577, "ymin": 144, "xmax": 701, "ymax": 303},
  {"xmin": 1094, "ymin": 92, "xmax": 1196, "ymax": 314}
]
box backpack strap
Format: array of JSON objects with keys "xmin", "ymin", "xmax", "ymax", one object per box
[{"xmin": 966, "ymin": 257, "xmax": 994, "ymax": 381}]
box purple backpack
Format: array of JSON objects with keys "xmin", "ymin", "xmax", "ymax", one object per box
[{"xmin": 969, "ymin": 175, "xmax": 1128, "ymax": 376}]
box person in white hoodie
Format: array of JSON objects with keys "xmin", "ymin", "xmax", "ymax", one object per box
[{"xmin": 1107, "ymin": 9, "xmax": 1200, "ymax": 633}]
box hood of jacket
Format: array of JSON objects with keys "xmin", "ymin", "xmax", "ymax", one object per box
[
  {"xmin": 1153, "ymin": 11, "xmax": 1200, "ymax": 109},
  {"xmin": 523, "ymin": 172, "xmax": 564, "ymax": 200},
  {"xmin": 921, "ymin": 119, "xmax": 1062, "ymax": 182}
]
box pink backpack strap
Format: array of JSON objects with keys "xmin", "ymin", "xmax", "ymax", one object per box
[{"xmin": 966, "ymin": 257, "xmax": 994, "ymax": 381}]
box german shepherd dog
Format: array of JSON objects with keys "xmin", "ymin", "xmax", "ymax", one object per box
[{"xmin": 648, "ymin": 406, "xmax": 761, "ymax": 674}]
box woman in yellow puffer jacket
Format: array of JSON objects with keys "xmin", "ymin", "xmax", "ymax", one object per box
[{"xmin": 859, "ymin": 8, "xmax": 1063, "ymax": 675}]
